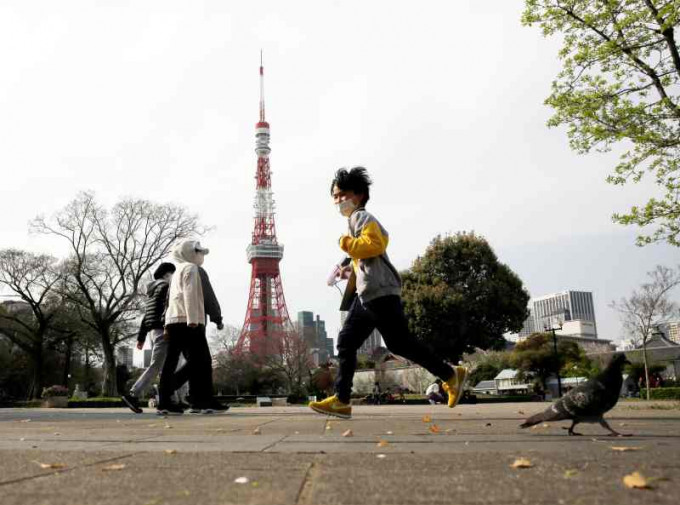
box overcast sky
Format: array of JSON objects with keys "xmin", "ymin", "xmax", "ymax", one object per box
[{"xmin": 2, "ymin": 1, "xmax": 678, "ymax": 358}]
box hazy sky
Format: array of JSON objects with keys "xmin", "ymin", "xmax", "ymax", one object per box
[{"xmin": 2, "ymin": 1, "xmax": 678, "ymax": 356}]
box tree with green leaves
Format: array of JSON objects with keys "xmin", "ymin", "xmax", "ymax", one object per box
[
  {"xmin": 523, "ymin": 1, "xmax": 680, "ymax": 245},
  {"xmin": 510, "ymin": 332, "xmax": 587, "ymax": 391},
  {"xmin": 401, "ymin": 233, "xmax": 530, "ymax": 362},
  {"xmin": 31, "ymin": 192, "xmax": 203, "ymax": 396}
]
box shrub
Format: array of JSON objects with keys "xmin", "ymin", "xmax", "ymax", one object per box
[
  {"xmin": 41, "ymin": 385, "xmax": 69, "ymax": 398},
  {"xmin": 648, "ymin": 387, "xmax": 680, "ymax": 400}
]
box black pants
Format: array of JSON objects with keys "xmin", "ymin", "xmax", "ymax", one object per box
[
  {"xmin": 159, "ymin": 324, "xmax": 214, "ymax": 407},
  {"xmin": 335, "ymin": 295, "xmax": 454, "ymax": 404}
]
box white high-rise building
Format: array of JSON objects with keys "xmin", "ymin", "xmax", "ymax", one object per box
[{"xmin": 511, "ymin": 291, "xmax": 597, "ymax": 342}]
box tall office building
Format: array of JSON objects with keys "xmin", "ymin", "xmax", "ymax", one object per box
[
  {"xmin": 297, "ymin": 311, "xmax": 334, "ymax": 364},
  {"xmin": 117, "ymin": 346, "xmax": 133, "ymax": 369},
  {"xmin": 512, "ymin": 290, "xmax": 597, "ymax": 342},
  {"xmin": 658, "ymin": 321, "xmax": 680, "ymax": 344}
]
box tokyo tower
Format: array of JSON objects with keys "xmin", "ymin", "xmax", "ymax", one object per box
[{"xmin": 235, "ymin": 55, "xmax": 294, "ymax": 357}]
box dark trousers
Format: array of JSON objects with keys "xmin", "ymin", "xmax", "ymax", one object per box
[
  {"xmin": 335, "ymin": 295, "xmax": 454, "ymax": 404},
  {"xmin": 159, "ymin": 324, "xmax": 214, "ymax": 407}
]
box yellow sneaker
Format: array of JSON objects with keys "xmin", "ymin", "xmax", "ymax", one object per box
[
  {"xmin": 442, "ymin": 366, "xmax": 468, "ymax": 408},
  {"xmin": 309, "ymin": 395, "xmax": 352, "ymax": 419}
]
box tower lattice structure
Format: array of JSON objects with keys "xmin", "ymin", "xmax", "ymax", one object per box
[{"xmin": 236, "ymin": 57, "xmax": 294, "ymax": 357}]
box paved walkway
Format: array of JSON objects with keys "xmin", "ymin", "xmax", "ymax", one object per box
[{"xmin": 0, "ymin": 402, "xmax": 678, "ymax": 504}]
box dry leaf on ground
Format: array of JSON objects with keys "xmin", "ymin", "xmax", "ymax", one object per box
[
  {"xmin": 164, "ymin": 449, "xmax": 177, "ymax": 454},
  {"xmin": 611, "ymin": 446, "xmax": 642, "ymax": 452},
  {"xmin": 252, "ymin": 427, "xmax": 261, "ymax": 435},
  {"xmin": 102, "ymin": 464, "xmax": 126, "ymax": 472},
  {"xmin": 428, "ymin": 424, "xmax": 441, "ymax": 434},
  {"xmin": 376, "ymin": 454, "xmax": 387, "ymax": 459},
  {"xmin": 517, "ymin": 410, "xmax": 525, "ymax": 415},
  {"xmin": 386, "ymin": 431, "xmax": 393, "ymax": 435},
  {"xmin": 234, "ymin": 477, "xmax": 249, "ymax": 484},
  {"xmin": 164, "ymin": 424, "xmax": 172, "ymax": 429},
  {"xmin": 342, "ymin": 429, "xmax": 353, "ymax": 437},
  {"xmin": 20, "ymin": 419, "xmax": 31, "ymax": 423},
  {"xmin": 511, "ymin": 458, "xmax": 533, "ymax": 469},
  {"xmin": 623, "ymin": 471, "xmax": 650, "ymax": 489},
  {"xmin": 377, "ymin": 439, "xmax": 389, "ymax": 447},
  {"xmin": 564, "ymin": 469, "xmax": 578, "ymax": 478},
  {"xmin": 35, "ymin": 461, "xmax": 66, "ymax": 469},
  {"xmin": 422, "ymin": 415, "xmax": 432, "ymax": 423}
]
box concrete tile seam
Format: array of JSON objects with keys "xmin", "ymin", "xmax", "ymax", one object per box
[
  {"xmin": 0, "ymin": 452, "xmax": 138, "ymax": 488},
  {"xmin": 294, "ymin": 458, "xmax": 319, "ymax": 505}
]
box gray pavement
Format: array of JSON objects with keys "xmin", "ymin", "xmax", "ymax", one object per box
[{"xmin": 0, "ymin": 401, "xmax": 678, "ymax": 504}]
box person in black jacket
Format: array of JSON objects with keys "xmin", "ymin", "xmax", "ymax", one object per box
[{"xmin": 122, "ymin": 262, "xmax": 178, "ymax": 413}]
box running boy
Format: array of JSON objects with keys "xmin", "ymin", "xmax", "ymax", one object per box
[{"xmin": 309, "ymin": 167, "xmax": 467, "ymax": 419}]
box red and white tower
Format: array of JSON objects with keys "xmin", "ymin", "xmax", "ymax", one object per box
[{"xmin": 236, "ymin": 55, "xmax": 294, "ymax": 357}]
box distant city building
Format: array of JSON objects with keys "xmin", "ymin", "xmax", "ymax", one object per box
[
  {"xmin": 143, "ymin": 349, "xmax": 152, "ymax": 368},
  {"xmin": 117, "ymin": 346, "xmax": 133, "ymax": 369},
  {"xmin": 297, "ymin": 311, "xmax": 334, "ymax": 365},
  {"xmin": 658, "ymin": 321, "xmax": 680, "ymax": 344},
  {"xmin": 510, "ymin": 290, "xmax": 598, "ymax": 342}
]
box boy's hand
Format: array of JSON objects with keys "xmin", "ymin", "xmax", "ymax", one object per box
[
  {"xmin": 136, "ymin": 341, "xmax": 143, "ymax": 350},
  {"xmin": 339, "ymin": 265, "xmax": 352, "ymax": 279},
  {"xmin": 216, "ymin": 323, "xmax": 224, "ymax": 330}
]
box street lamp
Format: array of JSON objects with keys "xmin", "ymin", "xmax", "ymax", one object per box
[{"xmin": 544, "ymin": 311, "xmax": 566, "ymax": 398}]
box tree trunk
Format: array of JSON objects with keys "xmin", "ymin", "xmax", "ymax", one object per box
[
  {"xmin": 29, "ymin": 346, "xmax": 44, "ymax": 400},
  {"xmin": 100, "ymin": 334, "xmax": 117, "ymax": 397},
  {"xmin": 62, "ymin": 334, "xmax": 73, "ymax": 389},
  {"xmin": 642, "ymin": 343, "xmax": 651, "ymax": 401}
]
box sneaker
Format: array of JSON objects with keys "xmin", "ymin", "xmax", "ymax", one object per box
[
  {"xmin": 442, "ymin": 366, "xmax": 468, "ymax": 408},
  {"xmin": 309, "ymin": 395, "xmax": 351, "ymax": 419},
  {"xmin": 156, "ymin": 403, "xmax": 184, "ymax": 416},
  {"xmin": 121, "ymin": 393, "xmax": 143, "ymax": 414}
]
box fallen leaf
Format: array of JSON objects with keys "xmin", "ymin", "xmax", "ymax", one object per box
[
  {"xmin": 251, "ymin": 481, "xmax": 260, "ymax": 487},
  {"xmin": 377, "ymin": 439, "xmax": 389, "ymax": 447},
  {"xmin": 485, "ymin": 423, "xmax": 492, "ymax": 427},
  {"xmin": 445, "ymin": 428, "xmax": 455, "ymax": 434},
  {"xmin": 234, "ymin": 476, "xmax": 249, "ymax": 484},
  {"xmin": 428, "ymin": 424, "xmax": 441, "ymax": 434},
  {"xmin": 422, "ymin": 415, "xmax": 432, "ymax": 423},
  {"xmin": 19, "ymin": 438, "xmax": 25, "ymax": 441},
  {"xmin": 386, "ymin": 431, "xmax": 393, "ymax": 435},
  {"xmin": 517, "ymin": 410, "xmax": 525, "ymax": 415},
  {"xmin": 564, "ymin": 469, "xmax": 578, "ymax": 478},
  {"xmin": 342, "ymin": 429, "xmax": 353, "ymax": 437},
  {"xmin": 542, "ymin": 423, "xmax": 549, "ymax": 428},
  {"xmin": 164, "ymin": 424, "xmax": 172, "ymax": 429},
  {"xmin": 147, "ymin": 424, "xmax": 157, "ymax": 428},
  {"xmin": 623, "ymin": 471, "xmax": 650, "ymax": 489},
  {"xmin": 35, "ymin": 461, "xmax": 66, "ymax": 469},
  {"xmin": 511, "ymin": 458, "xmax": 533, "ymax": 469},
  {"xmin": 619, "ymin": 423, "xmax": 627, "ymax": 427},
  {"xmin": 376, "ymin": 454, "xmax": 387, "ymax": 459},
  {"xmin": 164, "ymin": 449, "xmax": 177, "ymax": 454},
  {"xmin": 20, "ymin": 419, "xmax": 31, "ymax": 423},
  {"xmin": 325, "ymin": 424, "xmax": 332, "ymax": 430},
  {"xmin": 53, "ymin": 432, "xmax": 61, "ymax": 436},
  {"xmin": 611, "ymin": 446, "xmax": 642, "ymax": 452},
  {"xmin": 252, "ymin": 427, "xmax": 261, "ymax": 435},
  {"xmin": 102, "ymin": 464, "xmax": 126, "ymax": 471},
  {"xmin": 294, "ymin": 431, "xmax": 300, "ymax": 435}
]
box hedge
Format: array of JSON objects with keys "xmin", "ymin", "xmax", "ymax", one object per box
[{"xmin": 648, "ymin": 387, "xmax": 680, "ymax": 400}]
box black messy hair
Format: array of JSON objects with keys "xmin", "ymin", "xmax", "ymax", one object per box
[{"xmin": 331, "ymin": 166, "xmax": 372, "ymax": 206}]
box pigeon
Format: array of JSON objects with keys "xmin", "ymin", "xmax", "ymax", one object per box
[{"xmin": 519, "ymin": 353, "xmax": 631, "ymax": 436}]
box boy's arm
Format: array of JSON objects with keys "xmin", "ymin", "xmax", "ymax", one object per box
[
  {"xmin": 183, "ymin": 266, "xmax": 203, "ymax": 327},
  {"xmin": 339, "ymin": 218, "xmax": 388, "ymax": 259}
]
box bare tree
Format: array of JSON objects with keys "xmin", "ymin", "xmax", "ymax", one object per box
[
  {"xmin": 264, "ymin": 332, "xmax": 313, "ymax": 395},
  {"xmin": 0, "ymin": 249, "xmax": 63, "ymax": 398},
  {"xmin": 611, "ymin": 265, "xmax": 680, "ymax": 400},
  {"xmin": 208, "ymin": 324, "xmax": 241, "ymax": 355},
  {"xmin": 31, "ymin": 191, "xmax": 204, "ymax": 396}
]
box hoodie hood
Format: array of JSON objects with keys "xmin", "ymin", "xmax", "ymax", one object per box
[
  {"xmin": 145, "ymin": 278, "xmax": 166, "ymax": 295},
  {"xmin": 171, "ymin": 240, "xmax": 208, "ymax": 265}
]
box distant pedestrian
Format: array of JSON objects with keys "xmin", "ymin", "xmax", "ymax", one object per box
[
  {"xmin": 158, "ymin": 240, "xmax": 227, "ymax": 415},
  {"xmin": 309, "ymin": 167, "xmax": 467, "ymax": 419},
  {"xmin": 121, "ymin": 262, "xmax": 184, "ymax": 414},
  {"xmin": 426, "ymin": 379, "xmax": 446, "ymax": 405}
]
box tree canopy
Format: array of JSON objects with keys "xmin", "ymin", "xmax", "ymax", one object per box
[
  {"xmin": 523, "ymin": 1, "xmax": 680, "ymax": 245},
  {"xmin": 401, "ymin": 233, "xmax": 530, "ymax": 362}
]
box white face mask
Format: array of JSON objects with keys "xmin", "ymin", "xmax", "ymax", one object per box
[
  {"xmin": 337, "ymin": 199, "xmax": 357, "ymax": 217},
  {"xmin": 195, "ymin": 252, "xmax": 205, "ymax": 266}
]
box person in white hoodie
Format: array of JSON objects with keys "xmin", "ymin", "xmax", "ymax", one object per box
[{"xmin": 157, "ymin": 240, "xmax": 226, "ymax": 415}]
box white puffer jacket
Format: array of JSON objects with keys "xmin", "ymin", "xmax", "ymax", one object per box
[{"xmin": 165, "ymin": 240, "xmax": 205, "ymax": 327}]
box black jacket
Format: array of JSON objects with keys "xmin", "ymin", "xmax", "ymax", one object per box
[
  {"xmin": 199, "ymin": 267, "xmax": 222, "ymax": 326},
  {"xmin": 137, "ymin": 279, "xmax": 169, "ymax": 345}
]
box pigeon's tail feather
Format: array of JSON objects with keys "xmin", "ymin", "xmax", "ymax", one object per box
[{"xmin": 519, "ymin": 408, "xmax": 566, "ymax": 429}]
